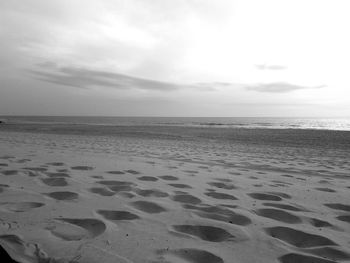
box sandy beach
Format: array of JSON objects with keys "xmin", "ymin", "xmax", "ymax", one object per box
[
  {"xmin": 0, "ymin": 124, "xmax": 349, "ymax": 263},
  {"xmin": 2, "ymin": 0, "xmax": 350, "ymax": 261}
]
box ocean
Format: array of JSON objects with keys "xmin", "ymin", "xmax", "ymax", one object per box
[{"xmin": 1, "ymin": 116, "xmax": 350, "ymax": 131}]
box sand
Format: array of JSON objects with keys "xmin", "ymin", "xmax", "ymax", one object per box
[{"xmin": 0, "ymin": 128, "xmax": 349, "ymax": 263}]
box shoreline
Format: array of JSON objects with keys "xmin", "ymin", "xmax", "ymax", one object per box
[{"xmin": 1, "ymin": 123, "xmax": 350, "ymax": 148}]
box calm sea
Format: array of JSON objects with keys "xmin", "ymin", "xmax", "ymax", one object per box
[{"xmin": 1, "ymin": 116, "xmax": 350, "ymax": 131}]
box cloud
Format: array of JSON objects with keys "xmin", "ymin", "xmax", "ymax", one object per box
[
  {"xmin": 255, "ymin": 64, "xmax": 287, "ymax": 70},
  {"xmin": 194, "ymin": 81, "xmax": 237, "ymax": 91},
  {"xmin": 0, "ymin": 0, "xmax": 235, "ymax": 83},
  {"xmin": 246, "ymin": 82, "xmax": 325, "ymax": 93},
  {"xmin": 30, "ymin": 65, "xmax": 189, "ymax": 91},
  {"xmin": 30, "ymin": 62, "xmax": 235, "ymax": 92}
]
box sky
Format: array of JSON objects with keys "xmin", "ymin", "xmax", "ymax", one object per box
[{"xmin": 0, "ymin": 0, "xmax": 349, "ymax": 117}]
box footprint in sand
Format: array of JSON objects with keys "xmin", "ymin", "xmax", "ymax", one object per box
[
  {"xmin": 41, "ymin": 177, "xmax": 68, "ymax": 187},
  {"xmin": 302, "ymin": 247, "xmax": 350, "ymax": 261},
  {"xmin": 0, "ymin": 202, "xmax": 45, "ymax": 212},
  {"xmin": 183, "ymin": 204, "xmax": 251, "ymax": 226},
  {"xmin": 91, "ymin": 175, "xmax": 104, "ymax": 179},
  {"xmin": 324, "ymin": 203, "xmax": 350, "ymax": 212},
  {"xmin": 336, "ymin": 215, "xmax": 350, "ymax": 224},
  {"xmin": 16, "ymin": 159, "xmax": 31, "ymax": 164},
  {"xmin": 279, "ymin": 253, "xmax": 337, "ymax": 263},
  {"xmin": 129, "ymin": 201, "xmax": 167, "ymax": 214},
  {"xmin": 221, "ymin": 204, "xmax": 238, "ymax": 209},
  {"xmin": 205, "ymin": 192, "xmax": 238, "ymax": 200},
  {"xmin": 118, "ymin": 192, "xmax": 135, "ymax": 198},
  {"xmin": 71, "ymin": 166, "xmax": 94, "ymax": 171},
  {"xmin": 270, "ymin": 183, "xmax": 289, "ymax": 188},
  {"xmin": 270, "ymin": 180, "xmax": 293, "ymax": 186},
  {"xmin": 134, "ymin": 188, "xmax": 169, "ymax": 198},
  {"xmin": 267, "ymin": 192, "xmax": 291, "ymax": 199},
  {"xmin": 265, "ymin": 226, "xmax": 337, "ymax": 248},
  {"xmin": 0, "ymin": 184, "xmax": 9, "ymax": 194},
  {"xmin": 137, "ymin": 176, "xmax": 158, "ymax": 182},
  {"xmin": 248, "ymin": 192, "xmax": 282, "ymax": 201},
  {"xmin": 89, "ymin": 187, "xmax": 115, "ymax": 196},
  {"xmin": 172, "ymin": 194, "xmax": 202, "ymax": 205},
  {"xmin": 156, "ymin": 248, "xmax": 223, "ymax": 263},
  {"xmin": 26, "ymin": 171, "xmax": 40, "ymax": 177},
  {"xmin": 158, "ymin": 175, "xmax": 178, "ymax": 181},
  {"xmin": 214, "ymin": 178, "xmax": 233, "ymax": 182},
  {"xmin": 262, "ymin": 202, "xmax": 307, "ymax": 212},
  {"xmin": 23, "ymin": 167, "xmax": 47, "ymax": 172},
  {"xmin": 308, "ymin": 218, "xmax": 333, "ymax": 228},
  {"xmin": 207, "ymin": 181, "xmax": 237, "ymax": 190},
  {"xmin": 168, "ymin": 183, "xmax": 192, "ymax": 189},
  {"xmin": 45, "ymin": 191, "xmax": 78, "ymax": 201},
  {"xmin": 97, "ymin": 180, "xmax": 133, "ymax": 186},
  {"xmin": 106, "ymin": 170, "xmax": 125, "ymax": 175},
  {"xmin": 183, "ymin": 170, "xmax": 199, "ymax": 174},
  {"xmin": 170, "ymin": 225, "xmax": 235, "ymax": 242},
  {"xmin": 97, "ymin": 210, "xmax": 140, "ymax": 221},
  {"xmin": 1, "ymin": 170, "xmax": 18, "ymax": 176},
  {"xmin": 109, "ymin": 185, "xmax": 134, "ymax": 193},
  {"xmin": 56, "ymin": 168, "xmax": 69, "ymax": 172},
  {"xmin": 319, "ymin": 180, "xmax": 331, "ymax": 184},
  {"xmin": 315, "ymin": 187, "xmax": 337, "ymax": 193},
  {"xmin": 0, "ymin": 156, "xmax": 14, "ymax": 160},
  {"xmin": 47, "ymin": 218, "xmax": 106, "ymax": 241},
  {"xmin": 45, "ymin": 172, "xmax": 70, "ymax": 178},
  {"xmin": 46, "ymin": 162, "xmax": 65, "ymax": 166},
  {"xmin": 255, "ymin": 208, "xmax": 302, "ymax": 224},
  {"xmin": 97, "ymin": 180, "xmax": 135, "ymax": 193},
  {"xmin": 124, "ymin": 170, "xmax": 140, "ymax": 175}
]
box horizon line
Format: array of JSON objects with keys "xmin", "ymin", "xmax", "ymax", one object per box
[{"xmin": 1, "ymin": 115, "xmax": 349, "ymax": 119}]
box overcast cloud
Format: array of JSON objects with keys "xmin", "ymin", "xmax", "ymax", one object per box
[
  {"xmin": 246, "ymin": 82, "xmax": 326, "ymax": 93},
  {"xmin": 0, "ymin": 0, "xmax": 349, "ymax": 116}
]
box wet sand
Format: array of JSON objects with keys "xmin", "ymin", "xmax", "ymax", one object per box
[{"xmin": 0, "ymin": 126, "xmax": 349, "ymax": 263}]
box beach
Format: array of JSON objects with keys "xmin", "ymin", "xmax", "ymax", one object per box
[{"xmin": 0, "ymin": 122, "xmax": 349, "ymax": 263}]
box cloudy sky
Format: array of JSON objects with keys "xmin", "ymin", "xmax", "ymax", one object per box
[{"xmin": 0, "ymin": 0, "xmax": 349, "ymax": 117}]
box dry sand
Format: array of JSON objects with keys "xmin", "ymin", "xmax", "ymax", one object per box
[{"xmin": 0, "ymin": 129, "xmax": 349, "ymax": 263}]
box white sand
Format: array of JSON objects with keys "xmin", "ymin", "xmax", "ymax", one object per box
[{"xmin": 0, "ymin": 130, "xmax": 349, "ymax": 263}]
